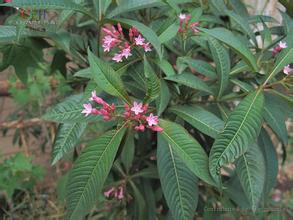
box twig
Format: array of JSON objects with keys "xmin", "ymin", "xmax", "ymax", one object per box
[{"xmin": 0, "ymin": 118, "xmax": 43, "ymax": 129}]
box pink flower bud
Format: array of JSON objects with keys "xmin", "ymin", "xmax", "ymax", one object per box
[
  {"xmin": 149, "ymin": 125, "xmax": 163, "ymax": 132},
  {"xmin": 117, "ymin": 186, "xmax": 124, "ymax": 200},
  {"xmin": 104, "ymin": 187, "xmax": 115, "ymax": 198},
  {"xmin": 135, "ymin": 124, "xmax": 145, "ymax": 132}
]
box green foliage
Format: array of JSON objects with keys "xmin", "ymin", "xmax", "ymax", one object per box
[
  {"xmin": 0, "ymin": 153, "xmax": 44, "ymax": 198},
  {"xmin": 169, "ymin": 105, "xmax": 224, "ymax": 138},
  {"xmin": 66, "ymin": 126, "xmax": 126, "ymax": 220},
  {"xmin": 157, "ymin": 135, "xmax": 198, "ymax": 220},
  {"xmin": 236, "ymin": 144, "xmax": 265, "ymax": 212},
  {"xmin": 159, "ymin": 119, "xmax": 215, "ymax": 185},
  {"xmin": 88, "ymin": 50, "xmax": 131, "ymax": 104},
  {"xmin": 1, "ymin": 0, "xmax": 292, "ymax": 219},
  {"xmin": 52, "ymin": 122, "xmax": 87, "ymax": 165},
  {"xmin": 209, "ymin": 90, "xmax": 264, "ymax": 183}
]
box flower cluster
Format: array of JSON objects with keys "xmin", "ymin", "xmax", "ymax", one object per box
[
  {"xmin": 104, "ymin": 186, "xmax": 124, "ymax": 200},
  {"xmin": 178, "ymin": 13, "xmax": 200, "ymax": 34},
  {"xmin": 272, "ymin": 41, "xmax": 287, "ymax": 56},
  {"xmin": 124, "ymin": 102, "xmax": 163, "ymax": 132},
  {"xmin": 82, "ymin": 91, "xmax": 116, "ymax": 121},
  {"xmin": 102, "ymin": 23, "xmax": 152, "ymax": 63},
  {"xmin": 283, "ymin": 64, "xmax": 292, "ymax": 75},
  {"xmin": 82, "ymin": 91, "xmax": 163, "ymax": 132}
]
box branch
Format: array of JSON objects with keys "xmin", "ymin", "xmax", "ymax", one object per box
[{"xmin": 0, "ymin": 118, "xmax": 43, "ymax": 129}]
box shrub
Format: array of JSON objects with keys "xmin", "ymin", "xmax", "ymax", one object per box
[{"xmin": 0, "ymin": 0, "xmax": 292, "ymax": 219}]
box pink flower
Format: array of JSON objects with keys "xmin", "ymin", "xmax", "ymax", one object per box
[
  {"xmin": 190, "ymin": 22, "xmax": 200, "ymax": 33},
  {"xmin": 104, "ymin": 187, "xmax": 115, "ymax": 198},
  {"xmin": 143, "ymin": 42, "xmax": 152, "ymax": 52},
  {"xmin": 102, "ymin": 35, "xmax": 119, "ymax": 52},
  {"xmin": 117, "ymin": 23, "xmax": 123, "ymax": 35},
  {"xmin": 129, "ymin": 27, "xmax": 139, "ymax": 40},
  {"xmin": 283, "ymin": 65, "xmax": 292, "ymax": 75},
  {"xmin": 117, "ymin": 186, "xmax": 124, "ymax": 200},
  {"xmin": 135, "ymin": 35, "xmax": 145, "ymax": 46},
  {"xmin": 81, "ymin": 103, "xmax": 92, "ymax": 116},
  {"xmin": 278, "ymin": 41, "xmax": 287, "ymax": 49},
  {"xmin": 146, "ymin": 113, "xmax": 159, "ymax": 126},
  {"xmin": 131, "ymin": 102, "xmax": 144, "ymax": 115},
  {"xmin": 121, "ymin": 43, "xmax": 132, "ymax": 58},
  {"xmin": 135, "ymin": 124, "xmax": 145, "ymax": 132},
  {"xmin": 149, "ymin": 125, "xmax": 163, "ymax": 132},
  {"xmin": 179, "ymin": 13, "xmax": 186, "ymax": 21},
  {"xmin": 273, "ymin": 41, "xmax": 287, "ymax": 56},
  {"xmin": 90, "ymin": 91, "xmax": 106, "ymax": 105},
  {"xmin": 112, "ymin": 53, "xmax": 123, "ymax": 62}
]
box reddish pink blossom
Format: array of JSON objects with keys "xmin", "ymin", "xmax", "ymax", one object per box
[
  {"xmin": 112, "ymin": 53, "xmax": 123, "ymax": 62},
  {"xmin": 149, "ymin": 125, "xmax": 163, "ymax": 132},
  {"xmin": 117, "ymin": 186, "xmax": 124, "ymax": 200},
  {"xmin": 135, "ymin": 35, "xmax": 145, "ymax": 46},
  {"xmin": 131, "ymin": 102, "xmax": 144, "ymax": 115},
  {"xmin": 90, "ymin": 91, "xmax": 106, "ymax": 105},
  {"xmin": 102, "ymin": 35, "xmax": 120, "ymax": 52},
  {"xmin": 179, "ymin": 13, "xmax": 187, "ymax": 21},
  {"xmin": 278, "ymin": 41, "xmax": 287, "ymax": 49},
  {"xmin": 272, "ymin": 41, "xmax": 287, "ymax": 56},
  {"xmin": 117, "ymin": 23, "xmax": 123, "ymax": 35},
  {"xmin": 81, "ymin": 103, "xmax": 92, "ymax": 116},
  {"xmin": 135, "ymin": 124, "xmax": 145, "ymax": 131},
  {"xmin": 146, "ymin": 113, "xmax": 159, "ymax": 126},
  {"xmin": 190, "ymin": 22, "xmax": 200, "ymax": 33},
  {"xmin": 143, "ymin": 42, "xmax": 152, "ymax": 52},
  {"xmin": 104, "ymin": 187, "xmax": 115, "ymax": 198},
  {"xmin": 283, "ymin": 65, "xmax": 292, "ymax": 75},
  {"xmin": 121, "ymin": 43, "xmax": 132, "ymax": 58}
]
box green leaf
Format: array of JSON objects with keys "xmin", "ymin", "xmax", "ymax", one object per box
[
  {"xmin": 159, "ymin": 119, "xmax": 215, "ymax": 185},
  {"xmin": 129, "ymin": 180, "xmax": 146, "ymax": 219},
  {"xmin": 88, "ymin": 49, "xmax": 130, "ymax": 104},
  {"xmin": 236, "ymin": 144, "xmax": 265, "ymax": 212},
  {"xmin": 144, "ymin": 58, "xmax": 161, "ymax": 103},
  {"xmin": 0, "ymin": 26, "xmax": 17, "ymax": 43},
  {"xmin": 121, "ymin": 131, "xmax": 135, "ymax": 173},
  {"xmin": 207, "ymin": 37, "xmax": 230, "ymax": 97},
  {"xmin": 169, "ymin": 105, "xmax": 224, "ymax": 138},
  {"xmin": 226, "ymin": 11, "xmax": 257, "ymax": 45},
  {"xmin": 263, "ymin": 93, "xmax": 288, "ymax": 145},
  {"xmin": 116, "ymin": 18, "xmax": 162, "ymax": 59},
  {"xmin": 165, "ymin": 73, "xmax": 213, "ymax": 94},
  {"xmin": 0, "ymin": 38, "xmax": 48, "ymax": 83},
  {"xmin": 229, "ymin": 0, "xmax": 249, "ymax": 17},
  {"xmin": 43, "ymin": 95, "xmax": 100, "ymax": 123},
  {"xmin": 66, "ymin": 126, "xmax": 127, "ymax": 220},
  {"xmin": 52, "ymin": 122, "xmax": 87, "ymax": 165},
  {"xmin": 209, "ymin": 90, "xmax": 264, "ymax": 183},
  {"xmin": 159, "ymin": 23, "xmax": 179, "ymax": 43},
  {"xmin": 93, "ymin": 0, "xmax": 112, "ymax": 17},
  {"xmin": 157, "ymin": 135, "xmax": 198, "ymax": 220},
  {"xmin": 177, "ymin": 57, "xmax": 217, "ymax": 79},
  {"xmin": 156, "ymin": 59, "xmax": 176, "ymax": 76},
  {"xmin": 156, "ymin": 79, "xmax": 171, "ymax": 116},
  {"xmin": 2, "ymin": 0, "xmax": 87, "ymax": 13},
  {"xmin": 74, "ymin": 68, "xmax": 91, "ymax": 79},
  {"xmin": 258, "ymin": 129, "xmax": 278, "ymax": 196},
  {"xmin": 107, "ymin": 0, "xmax": 164, "ymax": 18},
  {"xmin": 199, "ymin": 27, "xmax": 258, "ymax": 72}
]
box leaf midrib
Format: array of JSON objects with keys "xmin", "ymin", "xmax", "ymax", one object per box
[
  {"xmin": 171, "ymin": 108, "xmax": 221, "ymax": 136},
  {"xmin": 214, "ymin": 90, "xmax": 261, "ymax": 168},
  {"xmin": 241, "ymin": 153, "xmax": 256, "ymax": 210},
  {"xmin": 167, "ymin": 143, "xmax": 188, "ymax": 219},
  {"xmin": 68, "ymin": 124, "xmax": 126, "ymax": 219}
]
